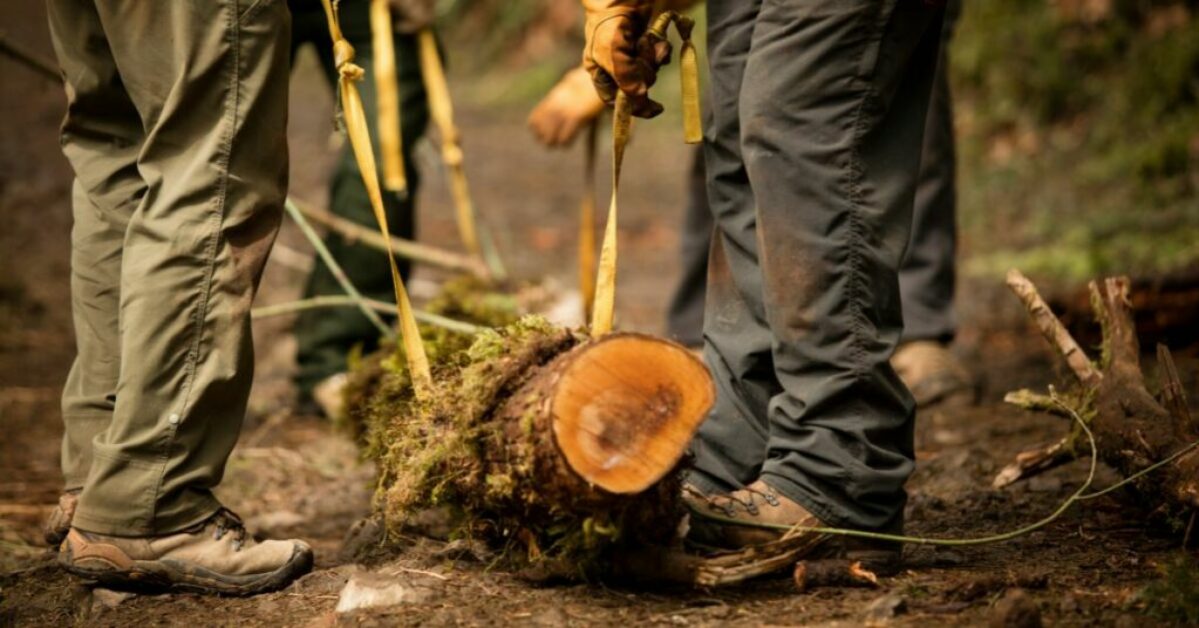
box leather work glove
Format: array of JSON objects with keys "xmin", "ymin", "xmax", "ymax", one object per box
[
  {"xmin": 389, "ymin": 0, "xmax": 436, "ymax": 34},
  {"xmin": 528, "ymin": 66, "xmax": 607, "ymax": 147},
  {"xmin": 582, "ymin": 0, "xmax": 672, "ymax": 118}
]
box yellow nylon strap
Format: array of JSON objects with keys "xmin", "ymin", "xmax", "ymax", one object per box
[
  {"xmin": 589, "ymin": 11, "xmax": 702, "ymax": 337},
  {"xmin": 676, "ymin": 17, "xmax": 702, "ymax": 144},
  {"xmin": 370, "ymin": 0, "xmax": 408, "ymax": 194},
  {"xmin": 578, "ymin": 119, "xmax": 599, "ymax": 321},
  {"xmin": 417, "ymin": 28, "xmax": 480, "ymax": 258},
  {"xmin": 590, "ymin": 91, "xmax": 631, "ymax": 338},
  {"xmin": 321, "ymin": 0, "xmax": 431, "ymax": 394}
]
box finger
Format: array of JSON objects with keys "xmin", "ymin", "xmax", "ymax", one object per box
[
  {"xmin": 527, "ymin": 106, "xmax": 554, "ymax": 145},
  {"xmin": 592, "ymin": 71, "xmax": 619, "ymax": 106},
  {"xmin": 553, "ymin": 117, "xmax": 582, "ymax": 147},
  {"xmin": 611, "ymin": 53, "xmax": 652, "ymax": 98}
]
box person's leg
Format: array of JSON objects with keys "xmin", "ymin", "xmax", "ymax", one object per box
[
  {"xmin": 294, "ymin": 0, "xmax": 430, "ymax": 397},
  {"xmin": 899, "ymin": 0, "xmax": 960, "ymax": 344},
  {"xmin": 64, "ymin": 0, "xmax": 292, "ymax": 535},
  {"xmin": 891, "ymin": 0, "xmax": 975, "ymax": 407},
  {"xmin": 686, "ymin": 0, "xmax": 776, "ymax": 497},
  {"xmin": 665, "ymin": 147, "xmax": 711, "ymax": 348},
  {"xmin": 742, "ymin": 0, "xmax": 944, "ymax": 530},
  {"xmin": 48, "ymin": 0, "xmax": 145, "ymax": 498}
]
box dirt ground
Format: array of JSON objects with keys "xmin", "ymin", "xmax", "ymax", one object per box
[{"xmin": 2, "ymin": 3, "xmax": 1197, "ymax": 626}]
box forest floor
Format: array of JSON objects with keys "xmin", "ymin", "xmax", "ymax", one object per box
[{"xmin": 2, "ymin": 3, "xmax": 1198, "ymax": 626}]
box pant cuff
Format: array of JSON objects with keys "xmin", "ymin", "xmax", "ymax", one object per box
[
  {"xmin": 72, "ymin": 492, "xmax": 221, "ymax": 537},
  {"xmin": 683, "ymin": 467, "xmax": 737, "ymax": 496}
]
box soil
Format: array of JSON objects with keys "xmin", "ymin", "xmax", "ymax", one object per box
[{"xmin": 2, "ymin": 3, "xmax": 1197, "ymax": 626}]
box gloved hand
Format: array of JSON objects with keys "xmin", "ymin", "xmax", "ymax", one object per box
[
  {"xmin": 528, "ymin": 67, "xmax": 607, "ymax": 147},
  {"xmin": 582, "ymin": 0, "xmax": 672, "ymax": 118},
  {"xmin": 389, "ymin": 0, "xmax": 436, "ymax": 34}
]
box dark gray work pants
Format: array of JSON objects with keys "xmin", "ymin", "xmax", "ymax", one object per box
[
  {"xmin": 686, "ymin": 0, "xmax": 945, "ymax": 530},
  {"xmin": 668, "ymin": 3, "xmax": 960, "ymax": 348}
]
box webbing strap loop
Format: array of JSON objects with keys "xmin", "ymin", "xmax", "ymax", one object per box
[
  {"xmin": 589, "ymin": 10, "xmax": 702, "ymax": 337},
  {"xmin": 321, "ymin": 0, "xmax": 432, "ymax": 395}
]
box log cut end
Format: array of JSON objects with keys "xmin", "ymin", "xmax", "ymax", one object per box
[{"xmin": 552, "ymin": 334, "xmax": 714, "ymax": 494}]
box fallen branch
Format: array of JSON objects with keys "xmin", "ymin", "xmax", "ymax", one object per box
[
  {"xmin": 289, "ymin": 197, "xmax": 490, "ymax": 279},
  {"xmin": 992, "ymin": 437, "xmax": 1074, "ymax": 489},
  {"xmin": 1006, "ymin": 269, "xmax": 1101, "ymax": 387},
  {"xmin": 284, "ymin": 199, "xmax": 394, "ymax": 340},
  {"xmin": 251, "ymin": 295, "xmax": 482, "ymax": 335},
  {"xmin": 793, "ymin": 559, "xmax": 879, "ymax": 592}
]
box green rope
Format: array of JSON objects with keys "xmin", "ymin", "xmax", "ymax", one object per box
[
  {"xmin": 1078, "ymin": 438, "xmax": 1199, "ymax": 501},
  {"xmin": 688, "ymin": 398, "xmax": 1197, "ymax": 547}
]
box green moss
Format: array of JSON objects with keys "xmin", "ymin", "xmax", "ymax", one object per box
[
  {"xmin": 339, "ymin": 275, "xmax": 525, "ymax": 444},
  {"xmin": 342, "ymin": 310, "xmax": 686, "ymax": 574}
]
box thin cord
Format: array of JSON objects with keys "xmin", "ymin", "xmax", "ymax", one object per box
[{"xmin": 688, "ymin": 398, "xmax": 1197, "ymax": 546}]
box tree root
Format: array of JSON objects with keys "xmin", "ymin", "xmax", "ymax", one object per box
[{"xmin": 1000, "ymin": 270, "xmax": 1199, "ymax": 522}]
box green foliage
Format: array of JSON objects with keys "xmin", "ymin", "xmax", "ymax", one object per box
[{"xmin": 954, "ymin": 1, "xmax": 1199, "ymax": 281}]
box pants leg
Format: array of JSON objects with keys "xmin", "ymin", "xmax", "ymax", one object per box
[
  {"xmin": 49, "ymin": 2, "xmax": 146, "ymax": 491},
  {"xmin": 687, "ymin": 0, "xmax": 776, "ymax": 498},
  {"xmin": 665, "ymin": 147, "xmax": 711, "ymax": 348},
  {"xmin": 692, "ymin": 0, "xmax": 944, "ymax": 530},
  {"xmin": 899, "ymin": 0, "xmax": 959, "ymax": 343},
  {"xmin": 291, "ymin": 0, "xmax": 430, "ymax": 395},
  {"xmin": 50, "ymin": 0, "xmax": 292, "ymax": 535}
]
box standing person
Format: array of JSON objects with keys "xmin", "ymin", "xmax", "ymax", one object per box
[
  {"xmin": 532, "ymin": 3, "xmax": 973, "ymax": 411},
  {"xmin": 46, "ymin": 0, "xmax": 313, "ymax": 594},
  {"xmin": 666, "ymin": 0, "xmax": 973, "ymax": 407},
  {"xmin": 579, "ymin": 0, "xmax": 946, "ymax": 567},
  {"xmin": 288, "ymin": 0, "xmax": 431, "ymax": 419}
]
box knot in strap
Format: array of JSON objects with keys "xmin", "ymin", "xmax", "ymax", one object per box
[{"xmin": 333, "ymin": 40, "xmax": 364, "ymax": 80}]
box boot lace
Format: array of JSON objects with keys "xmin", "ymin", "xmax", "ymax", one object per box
[
  {"xmin": 210, "ymin": 508, "xmax": 248, "ymax": 552},
  {"xmin": 690, "ymin": 484, "xmax": 780, "ymax": 518}
]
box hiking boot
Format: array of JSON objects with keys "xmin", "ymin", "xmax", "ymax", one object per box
[
  {"xmin": 685, "ymin": 481, "xmax": 903, "ymax": 576},
  {"xmin": 44, "ymin": 489, "xmax": 80, "ymax": 546},
  {"xmin": 684, "ymin": 480, "xmax": 825, "ymax": 549},
  {"xmin": 59, "ymin": 508, "xmax": 313, "ymax": 595},
  {"xmin": 891, "ymin": 340, "xmax": 977, "ymax": 408}
]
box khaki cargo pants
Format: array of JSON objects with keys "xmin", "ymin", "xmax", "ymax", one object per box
[{"xmin": 48, "ymin": 0, "xmax": 291, "ymax": 536}]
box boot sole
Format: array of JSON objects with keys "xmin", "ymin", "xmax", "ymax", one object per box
[{"xmin": 59, "ymin": 544, "xmax": 314, "ymax": 596}]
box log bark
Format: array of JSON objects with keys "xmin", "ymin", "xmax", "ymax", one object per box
[
  {"xmin": 360, "ymin": 318, "xmax": 715, "ymax": 563},
  {"xmin": 1001, "ymin": 273, "xmax": 1199, "ymax": 517}
]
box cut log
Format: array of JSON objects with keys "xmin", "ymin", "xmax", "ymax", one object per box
[
  {"xmin": 1000, "ymin": 271, "xmax": 1199, "ymax": 522},
  {"xmin": 352, "ymin": 316, "xmax": 715, "ymax": 566},
  {"xmin": 478, "ymin": 330, "xmax": 714, "ymax": 513},
  {"xmin": 549, "ymin": 334, "xmax": 715, "ymax": 493}
]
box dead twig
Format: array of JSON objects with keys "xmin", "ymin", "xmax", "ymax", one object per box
[
  {"xmin": 1006, "ymin": 269, "xmax": 1101, "ymax": 387},
  {"xmin": 289, "ymin": 198, "xmax": 490, "ymax": 279}
]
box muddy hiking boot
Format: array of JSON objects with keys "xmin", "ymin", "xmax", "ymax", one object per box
[
  {"xmin": 891, "ymin": 340, "xmax": 977, "ymax": 409},
  {"xmin": 59, "ymin": 508, "xmax": 313, "ymax": 595},
  {"xmin": 44, "ymin": 490, "xmax": 81, "ymax": 547},
  {"xmin": 684, "ymin": 481, "xmax": 903, "ymax": 576}
]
